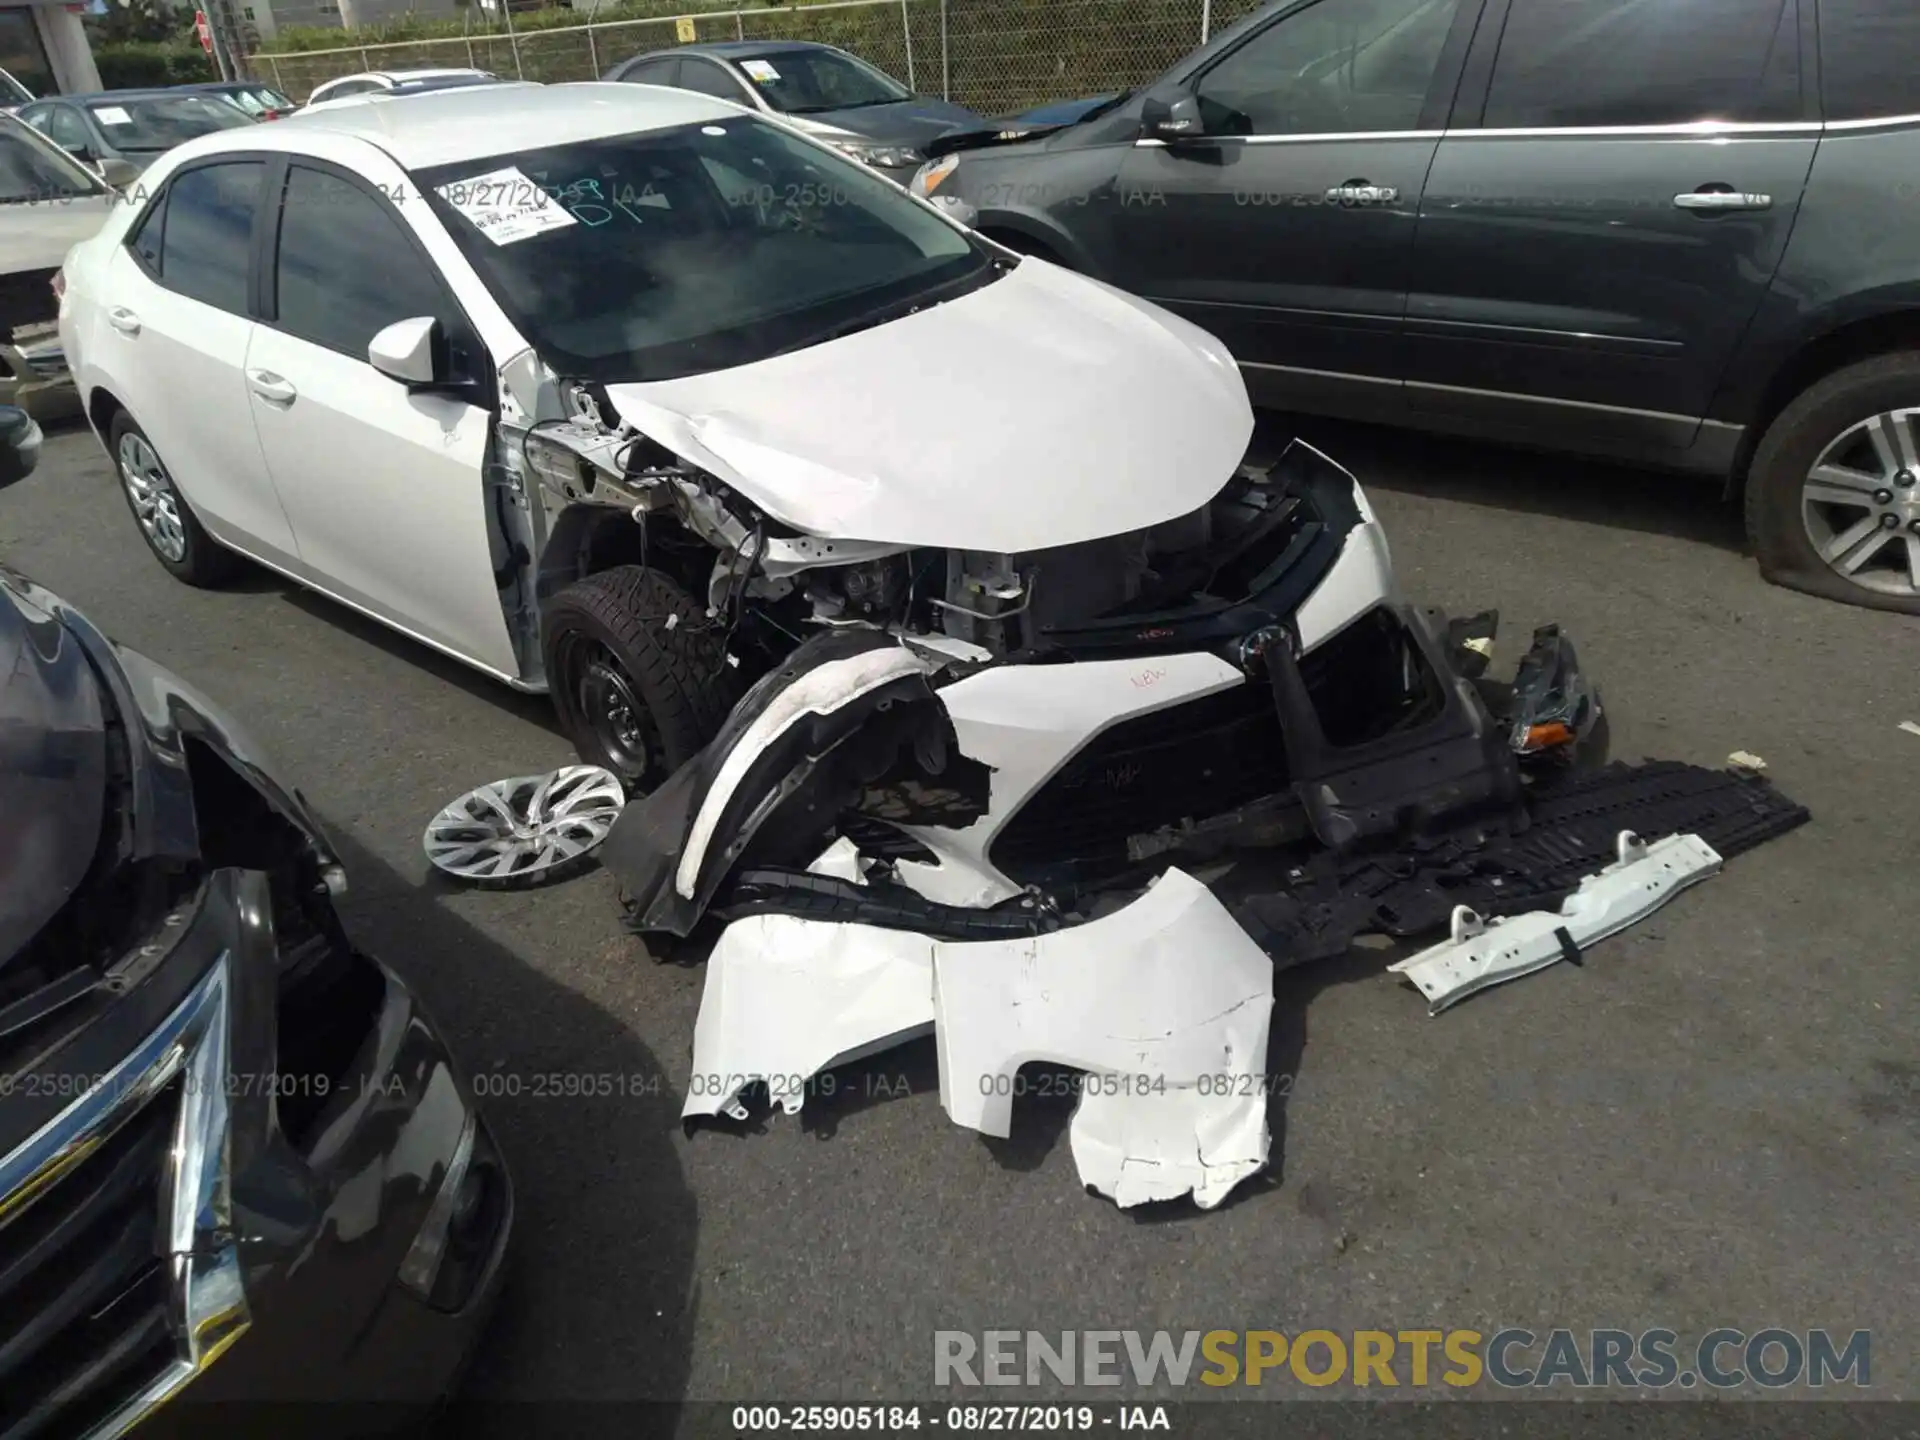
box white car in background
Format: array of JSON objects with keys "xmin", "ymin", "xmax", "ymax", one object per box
[
  {"xmin": 54, "ymin": 83, "xmax": 1401, "ymax": 913},
  {"xmin": 301, "ymin": 68, "xmax": 501, "ymax": 110}
]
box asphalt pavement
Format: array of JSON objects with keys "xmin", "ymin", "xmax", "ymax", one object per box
[{"xmin": 2, "ymin": 415, "xmax": 1916, "ymax": 1418}]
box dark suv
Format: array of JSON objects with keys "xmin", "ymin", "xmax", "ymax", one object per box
[{"xmin": 915, "ymin": 0, "xmax": 1920, "ymax": 613}]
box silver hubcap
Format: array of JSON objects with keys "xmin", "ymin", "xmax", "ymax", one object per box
[
  {"xmin": 1801, "ymin": 408, "xmax": 1920, "ymax": 597},
  {"xmin": 423, "ymin": 765, "xmax": 626, "ymax": 884},
  {"xmin": 117, "ymin": 432, "xmax": 187, "ymax": 564}
]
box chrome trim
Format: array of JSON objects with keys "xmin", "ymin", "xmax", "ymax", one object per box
[
  {"xmin": 1240, "ymin": 360, "xmax": 1400, "ymax": 387},
  {"xmin": 1444, "ymin": 120, "xmax": 1823, "ymax": 139},
  {"xmin": 1135, "ymin": 129, "xmax": 1441, "ymax": 147},
  {"xmin": 0, "ymin": 951, "xmax": 249, "ymax": 1440},
  {"xmin": 1404, "ymin": 377, "xmax": 1704, "ymax": 427},
  {"xmin": 1821, "ymin": 113, "xmax": 1920, "ymax": 133},
  {"xmin": 1699, "ymin": 418, "xmax": 1747, "ymax": 434},
  {"xmin": 1402, "ymin": 315, "xmax": 1682, "ymax": 350}
]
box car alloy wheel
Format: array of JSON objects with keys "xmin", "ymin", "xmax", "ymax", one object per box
[
  {"xmin": 1800, "ymin": 406, "xmax": 1920, "ymax": 599},
  {"xmin": 117, "ymin": 430, "xmax": 188, "ymax": 564},
  {"xmin": 423, "ymin": 765, "xmax": 627, "ymax": 885}
]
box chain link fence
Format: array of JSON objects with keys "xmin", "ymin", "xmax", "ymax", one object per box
[{"xmin": 252, "ymin": 0, "xmax": 1273, "ymax": 118}]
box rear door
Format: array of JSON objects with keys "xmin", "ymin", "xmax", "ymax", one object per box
[
  {"xmin": 1107, "ymin": 0, "xmax": 1481, "ymax": 411},
  {"xmin": 1401, "ymin": 0, "xmax": 1818, "ymax": 458},
  {"xmin": 242, "ymin": 158, "xmax": 517, "ymax": 679},
  {"xmin": 90, "ymin": 157, "xmax": 299, "ymax": 567}
]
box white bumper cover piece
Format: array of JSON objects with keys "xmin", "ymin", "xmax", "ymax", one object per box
[
  {"xmin": 682, "ymin": 868, "xmax": 1275, "ymax": 1209},
  {"xmin": 934, "ymin": 868, "xmax": 1274, "ymax": 1209},
  {"xmin": 1389, "ymin": 831, "xmax": 1723, "ymax": 1014}
]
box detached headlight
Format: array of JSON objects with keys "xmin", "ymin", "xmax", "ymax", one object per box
[
  {"xmin": 911, "ymin": 153, "xmax": 959, "ymax": 197},
  {"xmin": 832, "ymin": 140, "xmax": 925, "ymax": 169}
]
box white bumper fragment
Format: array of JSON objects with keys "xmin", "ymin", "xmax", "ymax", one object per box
[
  {"xmin": 933, "ymin": 867, "xmax": 1274, "ymax": 1210},
  {"xmin": 1388, "ymin": 830, "xmax": 1723, "ymax": 1014}
]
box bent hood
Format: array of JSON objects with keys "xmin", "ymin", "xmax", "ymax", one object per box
[
  {"xmin": 605, "ymin": 258, "xmax": 1254, "ymax": 552},
  {"xmin": 808, "ymin": 96, "xmax": 987, "ymax": 146}
]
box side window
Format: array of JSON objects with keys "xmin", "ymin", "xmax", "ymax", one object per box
[
  {"xmin": 1193, "ymin": 0, "xmax": 1466, "ymax": 136},
  {"xmin": 316, "ymin": 78, "xmax": 376, "ymax": 101},
  {"xmin": 1483, "ymin": 0, "xmax": 1800, "ymax": 129},
  {"xmin": 48, "ymin": 108, "xmax": 89, "ymax": 152},
  {"xmin": 157, "ymin": 161, "xmax": 262, "ymax": 314},
  {"xmin": 128, "ymin": 191, "xmax": 167, "ymax": 276},
  {"xmin": 1817, "ymin": 0, "xmax": 1920, "ymax": 122},
  {"xmin": 677, "ymin": 58, "xmax": 754, "ymax": 105},
  {"xmin": 19, "ymin": 106, "xmax": 49, "ymax": 136},
  {"xmin": 273, "ymin": 164, "xmax": 452, "ymax": 359},
  {"xmin": 616, "ymin": 57, "xmax": 681, "ymax": 86}
]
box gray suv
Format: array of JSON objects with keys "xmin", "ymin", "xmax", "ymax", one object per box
[{"xmin": 914, "ymin": 0, "xmax": 1920, "ymax": 613}]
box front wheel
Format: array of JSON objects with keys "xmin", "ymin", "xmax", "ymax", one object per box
[
  {"xmin": 1745, "ymin": 353, "xmax": 1920, "ymax": 614},
  {"xmin": 541, "ymin": 566, "xmax": 738, "ymax": 790},
  {"xmin": 108, "ymin": 412, "xmax": 239, "ymax": 587}
]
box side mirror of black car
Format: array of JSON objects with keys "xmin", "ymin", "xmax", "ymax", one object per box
[{"xmin": 1140, "ymin": 94, "xmax": 1204, "ymax": 142}]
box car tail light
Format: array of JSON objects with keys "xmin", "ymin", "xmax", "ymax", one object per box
[{"xmin": 50, "ymin": 269, "xmax": 64, "ymax": 300}]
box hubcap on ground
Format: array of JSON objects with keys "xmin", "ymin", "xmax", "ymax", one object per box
[
  {"xmin": 1801, "ymin": 408, "xmax": 1920, "ymax": 597},
  {"xmin": 117, "ymin": 432, "xmax": 187, "ymax": 564},
  {"xmin": 423, "ymin": 765, "xmax": 626, "ymax": 884}
]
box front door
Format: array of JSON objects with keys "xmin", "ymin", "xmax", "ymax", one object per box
[
  {"xmin": 1400, "ymin": 0, "xmax": 1817, "ymax": 456},
  {"xmin": 1108, "ymin": 0, "xmax": 1481, "ymax": 412},
  {"xmin": 244, "ymin": 160, "xmax": 518, "ymax": 680}
]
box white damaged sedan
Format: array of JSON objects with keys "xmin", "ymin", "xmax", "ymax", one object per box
[{"xmin": 57, "ymin": 80, "xmax": 1410, "ymax": 901}]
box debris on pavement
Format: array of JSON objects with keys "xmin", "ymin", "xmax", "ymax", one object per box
[
  {"xmin": 1387, "ymin": 830, "xmax": 1724, "ymax": 1014},
  {"xmin": 1727, "ymin": 750, "xmax": 1768, "ymax": 772},
  {"xmin": 422, "ymin": 765, "xmax": 625, "ymax": 886},
  {"xmin": 932, "ymin": 868, "xmax": 1273, "ymax": 1210},
  {"xmin": 1900, "ymin": 721, "xmax": 1920, "ymax": 739}
]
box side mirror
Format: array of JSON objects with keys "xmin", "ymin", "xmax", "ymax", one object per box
[
  {"xmin": 369, "ymin": 316, "xmax": 447, "ymax": 387},
  {"xmin": 1140, "ymin": 93, "xmax": 1204, "ymax": 142},
  {"xmin": 96, "ymin": 156, "xmax": 139, "ymax": 189}
]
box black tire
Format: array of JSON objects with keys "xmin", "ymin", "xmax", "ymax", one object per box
[
  {"xmin": 542, "ymin": 565, "xmax": 739, "ymax": 789},
  {"xmin": 1744, "ymin": 352, "xmax": 1920, "ymax": 615},
  {"xmin": 107, "ymin": 411, "xmax": 240, "ymax": 587}
]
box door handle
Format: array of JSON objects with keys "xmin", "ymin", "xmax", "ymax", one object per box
[
  {"xmin": 107, "ymin": 307, "xmax": 140, "ymax": 336},
  {"xmin": 1674, "ymin": 188, "xmax": 1773, "ymax": 213},
  {"xmin": 1325, "ymin": 180, "xmax": 1398, "ymax": 206},
  {"xmin": 247, "ymin": 369, "xmax": 297, "ymax": 405}
]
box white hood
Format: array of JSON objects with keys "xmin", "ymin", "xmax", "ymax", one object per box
[{"xmin": 604, "ymin": 258, "xmax": 1254, "ymax": 552}]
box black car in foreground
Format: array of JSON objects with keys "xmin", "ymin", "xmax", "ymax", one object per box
[
  {"xmin": 916, "ymin": 0, "xmax": 1920, "ymax": 615},
  {"xmin": 0, "ymin": 564, "xmax": 509, "ymax": 1434}
]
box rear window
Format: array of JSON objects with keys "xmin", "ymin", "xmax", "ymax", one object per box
[
  {"xmin": 1816, "ymin": 0, "xmax": 1920, "ymax": 121},
  {"xmin": 1483, "ymin": 0, "xmax": 1801, "ymax": 128},
  {"xmin": 84, "ymin": 94, "xmax": 255, "ymax": 152}
]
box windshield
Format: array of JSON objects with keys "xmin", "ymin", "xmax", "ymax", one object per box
[
  {"xmin": 0, "ymin": 71, "xmax": 31, "ymax": 107},
  {"xmin": 0, "ymin": 122, "xmax": 103, "ymax": 204},
  {"xmin": 732, "ymin": 48, "xmax": 911, "ymax": 113},
  {"xmin": 224, "ymin": 86, "xmax": 289, "ymax": 115},
  {"xmin": 83, "ymin": 95, "xmax": 254, "ymax": 152},
  {"xmin": 419, "ymin": 116, "xmax": 992, "ymax": 383}
]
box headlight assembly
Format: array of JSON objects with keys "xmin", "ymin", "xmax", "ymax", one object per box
[{"xmin": 911, "ymin": 153, "xmax": 959, "ymax": 197}]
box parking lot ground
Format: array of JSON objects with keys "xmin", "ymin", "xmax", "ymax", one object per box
[{"xmin": 3, "ymin": 416, "xmax": 1917, "ymax": 1415}]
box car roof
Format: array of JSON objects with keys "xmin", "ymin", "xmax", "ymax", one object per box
[
  {"xmin": 667, "ymin": 40, "xmax": 846, "ymax": 59},
  {"xmin": 57, "ymin": 89, "xmax": 201, "ymax": 104},
  {"xmin": 262, "ymin": 81, "xmax": 738, "ymax": 169}
]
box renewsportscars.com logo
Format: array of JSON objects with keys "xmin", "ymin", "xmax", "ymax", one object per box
[{"xmin": 934, "ymin": 1328, "xmax": 1872, "ymax": 1391}]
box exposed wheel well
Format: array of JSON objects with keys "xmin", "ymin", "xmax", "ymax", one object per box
[
  {"xmin": 538, "ymin": 503, "xmax": 711, "ymax": 606},
  {"xmin": 1736, "ymin": 311, "xmax": 1920, "ymax": 489},
  {"xmin": 86, "ymin": 386, "xmax": 124, "ymax": 443}
]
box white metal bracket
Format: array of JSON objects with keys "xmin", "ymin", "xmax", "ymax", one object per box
[{"xmin": 1388, "ymin": 830, "xmax": 1723, "ymax": 1014}]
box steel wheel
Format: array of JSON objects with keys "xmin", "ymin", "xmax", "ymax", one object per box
[
  {"xmin": 423, "ymin": 765, "xmax": 626, "ymax": 886},
  {"xmin": 117, "ymin": 430, "xmax": 187, "ymax": 564},
  {"xmin": 1800, "ymin": 407, "xmax": 1920, "ymax": 598}
]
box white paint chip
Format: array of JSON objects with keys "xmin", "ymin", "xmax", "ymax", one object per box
[
  {"xmin": 1901, "ymin": 721, "xmax": 1920, "ymax": 739},
  {"xmin": 434, "ymin": 165, "xmax": 577, "ymax": 246}
]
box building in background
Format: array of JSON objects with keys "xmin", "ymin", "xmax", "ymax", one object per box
[{"xmin": 0, "ymin": 0, "xmax": 103, "ymax": 94}]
